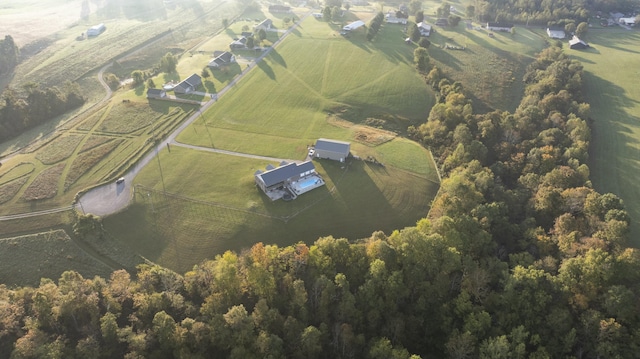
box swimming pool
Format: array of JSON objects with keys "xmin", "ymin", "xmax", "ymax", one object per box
[{"xmin": 299, "ymin": 177, "xmax": 319, "ymax": 190}]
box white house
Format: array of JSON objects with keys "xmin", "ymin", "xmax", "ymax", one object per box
[
  {"xmin": 546, "ymin": 28, "xmax": 566, "ymax": 39},
  {"xmin": 255, "ymin": 19, "xmax": 273, "ymax": 32},
  {"xmin": 417, "ymin": 22, "xmax": 432, "ymax": 36}
]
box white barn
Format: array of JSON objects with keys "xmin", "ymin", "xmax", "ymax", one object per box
[
  {"xmin": 87, "ymin": 23, "xmax": 106, "ymax": 36},
  {"xmin": 343, "ymin": 20, "xmax": 365, "ymax": 31}
]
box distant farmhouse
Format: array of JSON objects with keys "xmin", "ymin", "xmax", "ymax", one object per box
[
  {"xmin": 546, "ymin": 27, "xmax": 566, "ymax": 39},
  {"xmin": 173, "ymin": 74, "xmax": 202, "ymax": 94},
  {"xmin": 255, "ymin": 161, "xmax": 325, "ymax": 200},
  {"xmin": 255, "ymin": 19, "xmax": 273, "ymax": 32},
  {"xmin": 146, "ymin": 88, "xmax": 167, "ymax": 99},
  {"xmin": 487, "ymin": 22, "xmax": 513, "ymax": 32},
  {"xmin": 385, "ymin": 12, "xmax": 408, "ymax": 24},
  {"xmin": 343, "ymin": 20, "xmax": 366, "ymax": 32},
  {"xmin": 208, "ymin": 51, "xmax": 236, "ymax": 68},
  {"xmin": 87, "ymin": 23, "xmax": 106, "ymax": 37},
  {"xmin": 312, "ymin": 13, "xmax": 323, "ymax": 18},
  {"xmin": 230, "ymin": 37, "xmax": 248, "ymax": 49},
  {"xmin": 269, "ymin": 5, "xmax": 291, "ymax": 13},
  {"xmin": 569, "ymin": 35, "xmax": 589, "ymax": 49},
  {"xmin": 417, "ymin": 22, "xmax": 432, "ymax": 36},
  {"xmin": 313, "ymin": 139, "xmax": 351, "ymax": 162}
]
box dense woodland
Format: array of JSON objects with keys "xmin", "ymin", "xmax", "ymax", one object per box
[
  {"xmin": 475, "ymin": 0, "xmax": 637, "ymax": 25},
  {"xmin": 0, "ymin": 40, "xmax": 638, "ymax": 358},
  {"xmin": 0, "ymin": 83, "xmax": 86, "ymax": 143}
]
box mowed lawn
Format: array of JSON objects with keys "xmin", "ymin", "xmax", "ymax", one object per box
[
  {"xmin": 107, "ymin": 147, "xmax": 439, "ymax": 273},
  {"xmin": 105, "ymin": 14, "xmax": 441, "ymax": 272},
  {"xmin": 568, "ymin": 28, "xmax": 640, "ymax": 246}
]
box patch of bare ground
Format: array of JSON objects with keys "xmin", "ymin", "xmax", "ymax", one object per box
[{"xmin": 327, "ymin": 115, "xmax": 397, "ymax": 146}]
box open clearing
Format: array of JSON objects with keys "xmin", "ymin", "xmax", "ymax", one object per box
[
  {"xmin": 0, "ymin": 229, "xmax": 113, "ymax": 287},
  {"xmin": 568, "ymin": 28, "xmax": 640, "ymax": 246}
]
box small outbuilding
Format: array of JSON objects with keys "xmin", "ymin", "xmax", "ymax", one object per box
[
  {"xmin": 385, "ymin": 12, "xmax": 408, "ymax": 24},
  {"xmin": 343, "ymin": 20, "xmax": 365, "ymax": 31},
  {"xmin": 487, "ymin": 22, "xmax": 513, "ymax": 32},
  {"xmin": 87, "ymin": 23, "xmax": 106, "ymax": 36},
  {"xmin": 314, "ymin": 138, "xmax": 351, "ymax": 162},
  {"xmin": 146, "ymin": 88, "xmax": 167, "ymax": 99}
]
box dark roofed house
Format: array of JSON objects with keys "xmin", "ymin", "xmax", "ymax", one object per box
[
  {"xmin": 314, "ymin": 138, "xmax": 351, "ymax": 162},
  {"xmin": 255, "ymin": 19, "xmax": 273, "ymax": 32},
  {"xmin": 146, "ymin": 88, "xmax": 167, "ymax": 99},
  {"xmin": 255, "ymin": 161, "xmax": 319, "ymax": 199},
  {"xmin": 173, "ymin": 74, "xmax": 202, "ymax": 94},
  {"xmin": 569, "ymin": 35, "xmax": 589, "ymax": 49},
  {"xmin": 487, "ymin": 22, "xmax": 513, "ymax": 31},
  {"xmin": 208, "ymin": 51, "xmax": 236, "ymax": 68},
  {"xmin": 269, "ymin": 5, "xmax": 291, "ymax": 13}
]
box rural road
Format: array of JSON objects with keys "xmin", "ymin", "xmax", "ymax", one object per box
[{"xmin": 77, "ymin": 10, "xmax": 313, "ymax": 216}]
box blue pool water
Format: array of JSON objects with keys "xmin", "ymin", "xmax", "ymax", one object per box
[{"xmin": 299, "ymin": 177, "xmax": 318, "ymax": 190}]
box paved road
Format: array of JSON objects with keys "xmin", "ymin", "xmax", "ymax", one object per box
[{"xmin": 77, "ymin": 10, "xmax": 312, "ymax": 216}]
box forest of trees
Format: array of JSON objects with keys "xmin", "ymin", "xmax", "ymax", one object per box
[
  {"xmin": 1, "ymin": 42, "xmax": 639, "ymax": 359},
  {"xmin": 475, "ymin": 0, "xmax": 638, "ymax": 25},
  {"xmin": 0, "ymin": 83, "xmax": 85, "ymax": 143}
]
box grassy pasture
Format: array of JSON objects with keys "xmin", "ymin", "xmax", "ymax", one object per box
[
  {"xmin": 0, "ymin": 229, "xmax": 118, "ymax": 287},
  {"xmin": 106, "ymin": 148, "xmax": 438, "ymax": 273},
  {"xmin": 177, "ymin": 15, "xmax": 434, "ymax": 158},
  {"xmin": 0, "ymin": 230, "xmax": 112, "ymax": 287},
  {"xmin": 565, "ymin": 28, "xmax": 640, "ymax": 246},
  {"xmin": 423, "ymin": 18, "xmax": 548, "ymax": 112}
]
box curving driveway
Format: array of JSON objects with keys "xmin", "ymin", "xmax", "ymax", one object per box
[{"xmin": 77, "ymin": 11, "xmax": 312, "ymax": 216}]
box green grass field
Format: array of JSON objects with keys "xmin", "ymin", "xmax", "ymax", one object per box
[
  {"xmin": 98, "ymin": 12, "xmax": 445, "ymax": 272},
  {"xmin": 0, "ymin": 229, "xmax": 114, "ymax": 287},
  {"xmin": 565, "ymin": 28, "xmax": 640, "ymax": 246},
  {"xmin": 105, "ymin": 147, "xmax": 439, "ymax": 273}
]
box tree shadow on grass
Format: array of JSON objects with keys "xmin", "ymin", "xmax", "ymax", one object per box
[
  {"xmin": 203, "ymin": 80, "xmax": 217, "ymax": 93},
  {"xmin": 586, "ymin": 72, "xmax": 640, "ymax": 245},
  {"xmin": 257, "ymin": 60, "xmax": 276, "ymax": 80},
  {"xmin": 268, "ymin": 49, "xmax": 287, "ymax": 68}
]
